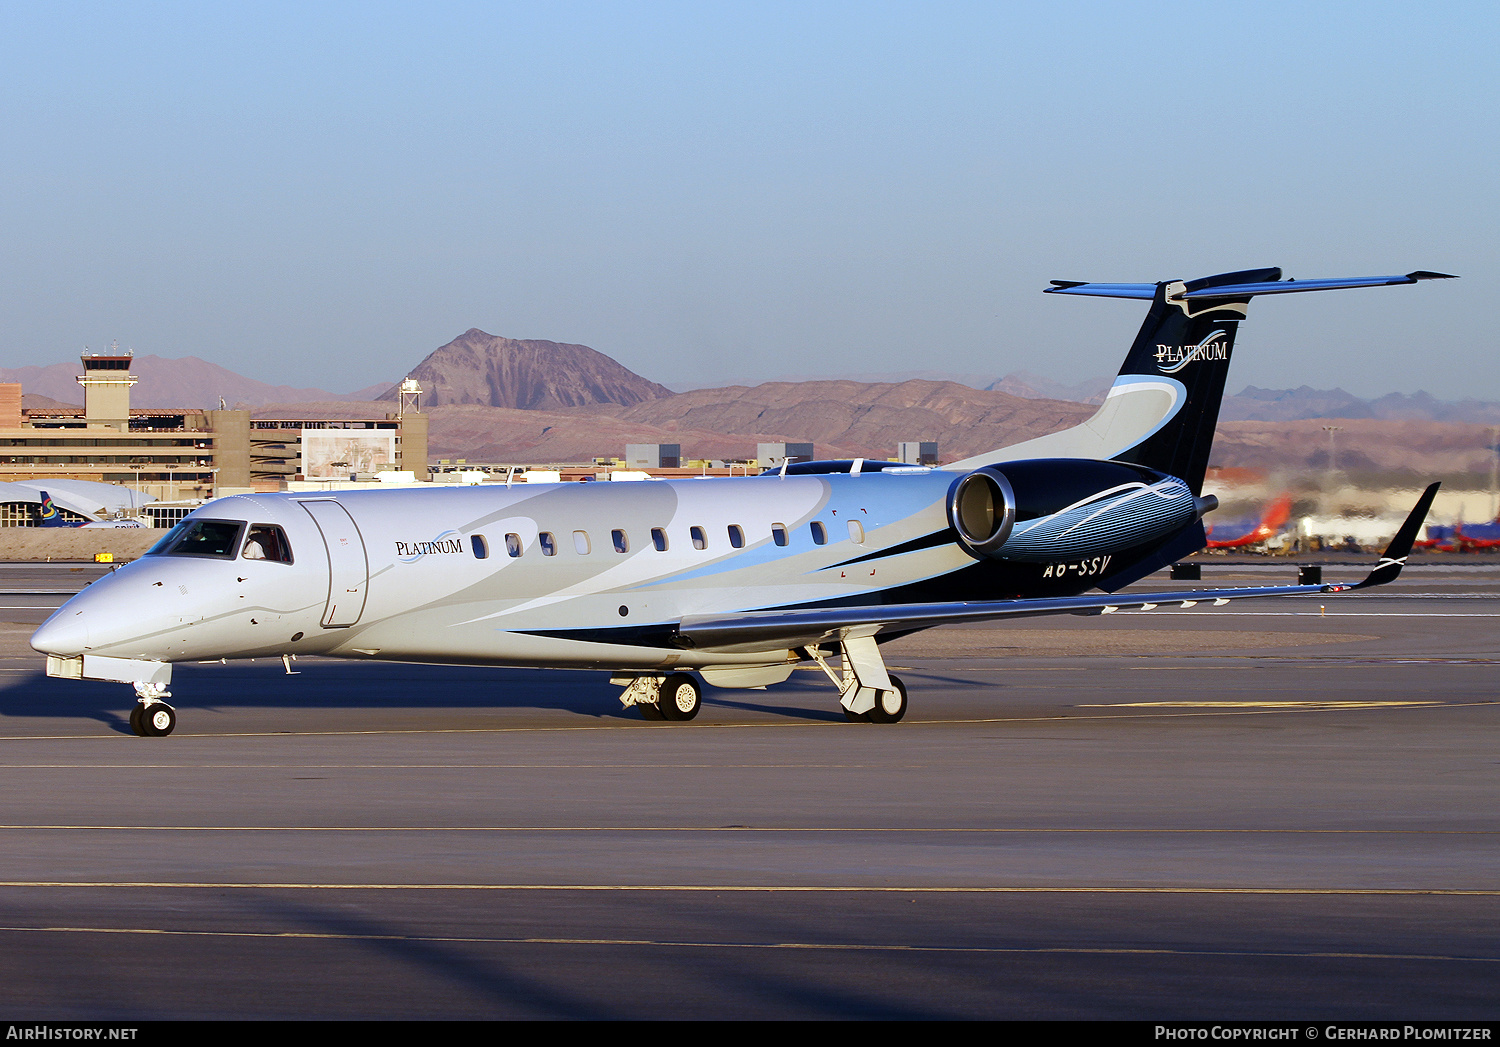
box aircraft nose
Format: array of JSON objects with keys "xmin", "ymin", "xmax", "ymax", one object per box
[{"xmin": 31, "ymin": 610, "xmax": 90, "ymax": 657}]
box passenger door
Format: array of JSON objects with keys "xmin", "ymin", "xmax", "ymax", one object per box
[{"xmin": 299, "ymin": 500, "xmax": 369, "ymax": 627}]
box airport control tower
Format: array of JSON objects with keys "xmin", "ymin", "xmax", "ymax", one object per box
[{"xmin": 76, "ymin": 344, "xmax": 138, "ymax": 431}]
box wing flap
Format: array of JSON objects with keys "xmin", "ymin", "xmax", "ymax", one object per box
[{"xmin": 676, "ymin": 584, "xmax": 1316, "ymax": 652}]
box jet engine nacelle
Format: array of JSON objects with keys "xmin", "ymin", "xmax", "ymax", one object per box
[{"xmin": 947, "ymin": 458, "xmax": 1216, "ymax": 563}]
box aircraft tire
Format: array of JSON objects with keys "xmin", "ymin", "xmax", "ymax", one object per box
[
  {"xmin": 128, "ymin": 704, "xmax": 147, "ymax": 737},
  {"xmin": 638, "ymin": 697, "xmax": 666, "ymax": 721},
  {"xmin": 140, "ymin": 703, "xmax": 177, "ymax": 737},
  {"xmin": 868, "ymin": 675, "xmax": 908, "ymax": 724},
  {"xmin": 658, "ymin": 673, "xmax": 701, "ymax": 721}
]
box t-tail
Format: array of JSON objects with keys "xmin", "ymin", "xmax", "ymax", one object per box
[{"xmin": 950, "ymin": 268, "xmax": 1455, "ymax": 491}]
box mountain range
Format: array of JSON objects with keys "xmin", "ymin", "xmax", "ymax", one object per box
[
  {"xmin": 9, "ymin": 335, "xmax": 1499, "ymax": 426},
  {"xmin": 979, "ymin": 374, "xmax": 1500, "ymax": 425},
  {"xmin": 1219, "ymin": 386, "xmax": 1500, "ymax": 424},
  {"xmin": 372, "ymin": 329, "xmax": 673, "ymax": 409},
  {"xmin": 6, "ymin": 330, "xmax": 1498, "ymax": 476}
]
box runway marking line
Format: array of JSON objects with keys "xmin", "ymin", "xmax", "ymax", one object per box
[
  {"xmin": 0, "ymin": 698, "xmax": 1493, "ymax": 743},
  {"xmin": 1, "ymin": 882, "xmax": 1498, "ymax": 896},
  {"xmin": 0, "ymin": 923, "xmax": 1494, "ymax": 964},
  {"xmin": 1080, "ymin": 701, "xmax": 1442, "ymax": 709},
  {"xmin": 901, "ymin": 664, "xmax": 1500, "ymax": 670},
  {"xmin": 0, "ymin": 763, "xmax": 891, "ymax": 770},
  {"xmin": 1121, "ymin": 660, "xmax": 1500, "ymax": 667},
  {"xmin": 0, "ymin": 825, "xmax": 1495, "ymax": 835}
]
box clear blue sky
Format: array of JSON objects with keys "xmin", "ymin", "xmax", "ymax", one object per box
[{"xmin": 1, "ymin": 1, "xmax": 1493, "ymax": 398}]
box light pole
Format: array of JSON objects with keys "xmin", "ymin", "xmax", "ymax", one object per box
[
  {"xmin": 1322, "ymin": 426, "xmax": 1344, "ymax": 474},
  {"xmin": 1490, "ymin": 427, "xmax": 1499, "ymax": 522}
]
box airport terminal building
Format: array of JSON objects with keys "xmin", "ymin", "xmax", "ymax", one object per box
[{"xmin": 0, "ymin": 353, "xmax": 428, "ymax": 514}]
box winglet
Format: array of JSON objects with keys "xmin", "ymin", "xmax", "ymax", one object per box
[
  {"xmin": 1406, "ymin": 271, "xmax": 1459, "ymax": 282},
  {"xmin": 1342, "ymin": 482, "xmax": 1441, "ymax": 591}
]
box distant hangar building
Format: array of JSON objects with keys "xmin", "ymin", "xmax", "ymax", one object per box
[
  {"xmin": 757, "ymin": 442, "xmax": 815, "ymax": 467},
  {"xmin": 897, "ymin": 441, "xmax": 939, "ymax": 466},
  {"xmin": 625, "ymin": 443, "xmax": 681, "ymax": 469}
]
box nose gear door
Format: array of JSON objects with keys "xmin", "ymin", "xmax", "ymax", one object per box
[{"xmin": 299, "ymin": 500, "xmax": 369, "ymax": 627}]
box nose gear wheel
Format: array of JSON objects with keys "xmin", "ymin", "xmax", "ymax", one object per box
[{"xmin": 131, "ymin": 700, "xmax": 176, "ymax": 737}]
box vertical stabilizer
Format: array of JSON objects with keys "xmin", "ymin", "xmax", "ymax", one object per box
[
  {"xmin": 37, "ymin": 491, "xmax": 70, "ymax": 527},
  {"xmin": 1102, "ymin": 268, "xmax": 1275, "ymax": 493},
  {"xmin": 950, "ymin": 268, "xmax": 1454, "ymax": 490}
]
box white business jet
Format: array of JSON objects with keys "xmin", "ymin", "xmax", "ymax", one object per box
[{"xmin": 32, "ymin": 268, "xmax": 1451, "ymax": 735}]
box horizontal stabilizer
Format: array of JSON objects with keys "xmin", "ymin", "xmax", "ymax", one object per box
[
  {"xmin": 1046, "ymin": 271, "xmax": 1456, "ymax": 300},
  {"xmin": 1045, "ymin": 281, "xmax": 1157, "ymax": 299}
]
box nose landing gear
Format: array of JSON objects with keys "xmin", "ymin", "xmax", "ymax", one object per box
[
  {"xmin": 129, "ymin": 682, "xmax": 177, "ymax": 737},
  {"xmin": 129, "ymin": 702, "xmax": 177, "ymax": 737}
]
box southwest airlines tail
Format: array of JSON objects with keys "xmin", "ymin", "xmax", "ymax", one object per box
[
  {"xmin": 1206, "ymin": 493, "xmax": 1294, "ymax": 549},
  {"xmin": 949, "ymin": 269, "xmax": 1455, "ymax": 491}
]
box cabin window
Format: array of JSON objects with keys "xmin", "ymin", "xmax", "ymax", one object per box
[
  {"xmin": 771, "ymin": 523, "xmax": 789, "ymax": 547},
  {"xmin": 573, "ymin": 530, "xmax": 591, "ymax": 555},
  {"xmin": 471, "ymin": 535, "xmax": 489, "ymax": 559},
  {"xmin": 505, "ymin": 533, "xmax": 522, "ymax": 558},
  {"xmin": 242, "ymin": 524, "xmax": 293, "ymax": 563},
  {"xmin": 810, "ymin": 521, "xmax": 828, "ymax": 545},
  {"xmin": 651, "ymin": 527, "xmax": 668, "ymax": 551},
  {"xmin": 149, "ymin": 518, "xmax": 245, "ymax": 560},
  {"xmin": 690, "ymin": 526, "xmax": 707, "ymax": 550},
  {"xmin": 847, "ymin": 520, "xmax": 865, "ymax": 544},
  {"xmin": 612, "ymin": 529, "xmax": 629, "ymax": 553},
  {"xmin": 728, "ymin": 524, "xmax": 745, "ymax": 549},
  {"xmin": 538, "ymin": 531, "xmax": 557, "ymax": 556}
]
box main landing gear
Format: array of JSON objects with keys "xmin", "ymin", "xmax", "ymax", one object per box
[
  {"xmin": 804, "ymin": 634, "xmax": 907, "ymax": 724},
  {"xmin": 847, "ymin": 674, "xmax": 908, "ymax": 724},
  {"xmin": 615, "ymin": 672, "xmax": 702, "ymax": 721},
  {"xmin": 129, "ymin": 682, "xmax": 176, "ymax": 737},
  {"xmin": 614, "ymin": 632, "xmax": 909, "ymax": 725}
]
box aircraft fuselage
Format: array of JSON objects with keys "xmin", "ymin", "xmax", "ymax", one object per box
[{"xmin": 35, "ymin": 464, "xmax": 1197, "ymax": 673}]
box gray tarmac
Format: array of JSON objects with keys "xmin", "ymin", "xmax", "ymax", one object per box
[{"xmin": 0, "ymin": 560, "xmax": 1496, "ymax": 1019}]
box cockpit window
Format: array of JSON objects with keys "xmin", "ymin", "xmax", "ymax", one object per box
[
  {"xmin": 147, "ymin": 519, "xmax": 246, "ymax": 559},
  {"xmin": 242, "ymin": 525, "xmax": 293, "ymax": 564},
  {"xmin": 145, "ymin": 521, "xmax": 189, "ymax": 556}
]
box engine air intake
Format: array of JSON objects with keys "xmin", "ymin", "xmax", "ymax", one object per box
[{"xmin": 948, "ymin": 467, "xmax": 1015, "ymax": 554}]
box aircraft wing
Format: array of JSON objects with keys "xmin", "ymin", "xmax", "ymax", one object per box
[{"xmin": 676, "ymin": 484, "xmax": 1439, "ymax": 653}]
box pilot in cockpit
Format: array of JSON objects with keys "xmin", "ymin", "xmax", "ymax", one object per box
[{"xmin": 242, "ymin": 525, "xmax": 291, "ymax": 563}]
